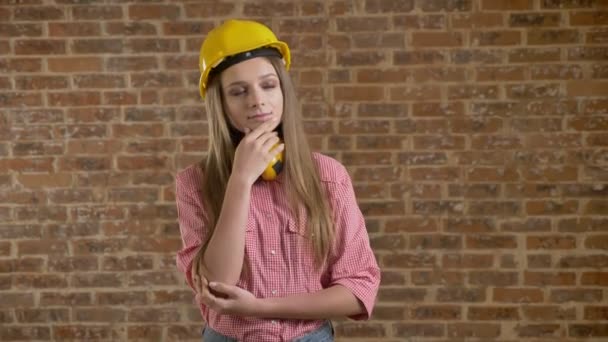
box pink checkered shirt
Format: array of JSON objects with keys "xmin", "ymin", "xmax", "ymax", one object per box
[{"xmin": 175, "ymin": 153, "xmax": 380, "ymax": 341}]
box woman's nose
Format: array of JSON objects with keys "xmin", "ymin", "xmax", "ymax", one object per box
[{"xmin": 248, "ymin": 87, "xmax": 264, "ymax": 108}]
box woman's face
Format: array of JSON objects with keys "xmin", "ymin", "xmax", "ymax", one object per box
[{"xmin": 220, "ymin": 57, "xmax": 284, "ymax": 133}]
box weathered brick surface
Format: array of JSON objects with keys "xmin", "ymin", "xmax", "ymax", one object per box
[{"xmin": 0, "ymin": 0, "xmax": 606, "ymax": 341}]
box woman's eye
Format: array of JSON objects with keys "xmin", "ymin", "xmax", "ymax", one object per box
[
  {"xmin": 230, "ymin": 89, "xmax": 246, "ymax": 96},
  {"xmin": 262, "ymin": 83, "xmax": 276, "ymax": 89}
]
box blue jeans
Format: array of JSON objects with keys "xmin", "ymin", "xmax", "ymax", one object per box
[{"xmin": 202, "ymin": 321, "xmax": 334, "ymax": 342}]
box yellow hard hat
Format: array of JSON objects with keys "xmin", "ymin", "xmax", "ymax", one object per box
[{"xmin": 199, "ymin": 19, "xmax": 291, "ymax": 99}]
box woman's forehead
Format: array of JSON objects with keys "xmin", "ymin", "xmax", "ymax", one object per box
[{"xmin": 220, "ymin": 57, "xmax": 278, "ymax": 85}]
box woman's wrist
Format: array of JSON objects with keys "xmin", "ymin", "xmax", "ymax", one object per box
[
  {"xmin": 253, "ymin": 297, "xmax": 276, "ymax": 318},
  {"xmin": 230, "ymin": 171, "xmax": 256, "ymax": 187}
]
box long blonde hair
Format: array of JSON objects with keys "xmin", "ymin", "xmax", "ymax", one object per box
[{"xmin": 200, "ymin": 57, "xmax": 335, "ymax": 269}]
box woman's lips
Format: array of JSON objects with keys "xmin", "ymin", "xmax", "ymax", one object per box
[{"xmin": 248, "ymin": 113, "xmax": 272, "ymax": 122}]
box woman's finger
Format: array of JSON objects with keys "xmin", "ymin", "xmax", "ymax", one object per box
[{"xmin": 192, "ymin": 275, "xmax": 200, "ymax": 293}]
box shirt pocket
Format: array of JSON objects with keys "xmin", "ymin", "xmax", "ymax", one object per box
[
  {"xmin": 284, "ymin": 219, "xmax": 324, "ymax": 293},
  {"xmin": 286, "ymin": 217, "xmax": 307, "ymax": 236}
]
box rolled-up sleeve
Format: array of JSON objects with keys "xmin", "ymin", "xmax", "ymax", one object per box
[
  {"xmin": 175, "ymin": 166, "xmax": 207, "ymax": 291},
  {"xmin": 327, "ymin": 169, "xmax": 381, "ymax": 320}
]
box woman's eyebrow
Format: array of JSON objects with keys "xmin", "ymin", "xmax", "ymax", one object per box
[{"xmin": 226, "ymin": 73, "xmax": 277, "ymax": 87}]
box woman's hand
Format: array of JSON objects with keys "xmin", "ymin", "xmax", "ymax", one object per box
[
  {"xmin": 232, "ymin": 118, "xmax": 285, "ymax": 185},
  {"xmin": 193, "ymin": 274, "xmax": 260, "ymax": 317}
]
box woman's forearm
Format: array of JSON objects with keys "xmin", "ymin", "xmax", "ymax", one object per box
[
  {"xmin": 202, "ymin": 175, "xmax": 251, "ymax": 285},
  {"xmin": 257, "ymin": 285, "xmax": 365, "ymax": 320}
]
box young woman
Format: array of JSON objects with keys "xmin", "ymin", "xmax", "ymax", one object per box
[{"xmin": 175, "ymin": 19, "xmax": 380, "ymax": 342}]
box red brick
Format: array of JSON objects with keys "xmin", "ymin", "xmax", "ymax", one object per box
[
  {"xmin": 531, "ymin": 64, "xmax": 584, "ymax": 80},
  {"xmin": 452, "ymin": 13, "xmax": 504, "ymax": 28},
  {"xmin": 568, "ymin": 81, "xmax": 608, "ymax": 96},
  {"xmin": 74, "ymin": 74, "xmax": 126, "ymax": 89},
  {"xmin": 394, "ymin": 14, "xmax": 444, "ymax": 30},
  {"xmin": 128, "ymin": 326, "xmax": 164, "ymax": 339},
  {"xmin": 72, "ymin": 39, "xmax": 123, "ymax": 54},
  {"xmin": 436, "ymin": 288, "xmax": 484, "ymax": 302},
  {"xmin": 0, "ymin": 327, "xmax": 50, "ymax": 340},
  {"xmin": 524, "ymin": 305, "xmax": 576, "ymax": 321},
  {"xmin": 116, "ymin": 156, "xmax": 169, "ymax": 171},
  {"xmin": 471, "ymin": 31, "xmax": 521, "ymax": 45},
  {"xmin": 242, "ymin": 2, "xmax": 295, "ymax": 16},
  {"xmin": 74, "ymin": 308, "xmax": 125, "ymax": 323},
  {"xmin": 569, "ymin": 324, "xmax": 608, "ymax": 338},
  {"xmin": 412, "ymin": 32, "xmax": 464, "ymax": 47},
  {"xmin": 0, "ymin": 23, "xmax": 42, "ymax": 37},
  {"xmin": 482, "ymin": 0, "xmax": 534, "ymax": 10},
  {"xmin": 510, "ymin": 12, "xmax": 562, "ymax": 26},
  {"xmin": 107, "ymin": 22, "xmax": 157, "ymax": 35},
  {"xmin": 335, "ymin": 323, "xmax": 386, "ymax": 338},
  {"xmin": 47, "ymin": 57, "xmax": 102, "ymax": 72},
  {"xmin": 359, "ymin": 200, "xmax": 404, "ymax": 216},
  {"xmin": 53, "ymin": 325, "xmax": 112, "ymax": 339},
  {"xmin": 509, "ymin": 47, "xmax": 561, "ymax": 62},
  {"xmin": 443, "ymin": 254, "xmax": 494, "ymax": 268},
  {"xmin": 528, "ymin": 29, "xmax": 580, "ymax": 44},
  {"xmin": 410, "ymin": 305, "xmax": 461, "ymax": 320},
  {"xmin": 13, "ymin": 274, "xmax": 68, "ymax": 289},
  {"xmin": 448, "ymin": 85, "xmax": 499, "ymax": 99},
  {"xmin": 373, "ymin": 305, "xmax": 406, "ymax": 320},
  {"xmin": 585, "ymin": 306, "xmax": 608, "ymax": 320},
  {"xmin": 542, "ymin": 0, "xmax": 601, "ymax": 8},
  {"xmin": 447, "ymin": 323, "xmax": 500, "ymax": 338},
  {"xmin": 525, "ymin": 271, "xmax": 577, "ymax": 286},
  {"xmin": 410, "ymin": 234, "xmax": 462, "ymax": 250},
  {"xmin": 414, "ymin": 135, "xmax": 465, "ymax": 150},
  {"xmin": 128, "ymin": 270, "xmax": 177, "ymax": 288},
  {"xmin": 184, "ymin": 3, "xmax": 235, "ymax": 17},
  {"xmin": 526, "ymin": 236, "xmax": 577, "ymax": 250},
  {"xmin": 128, "ymin": 39, "xmax": 180, "ymax": 53},
  {"xmin": 128, "ymin": 4, "xmax": 180, "ymax": 19},
  {"xmin": 568, "ymin": 47, "xmax": 608, "ymax": 61},
  {"xmin": 392, "ymin": 323, "xmax": 443, "ymax": 337},
  {"xmin": 395, "ymin": 50, "xmax": 447, "ymax": 64},
  {"xmin": 421, "ymin": 0, "xmax": 472, "ymax": 11},
  {"xmin": 468, "ymin": 306, "xmax": 520, "ymax": 320},
  {"xmin": 48, "ymin": 92, "xmax": 100, "ymax": 106},
  {"xmin": 516, "ymin": 324, "xmax": 561, "ymax": 337},
  {"xmin": 72, "ymin": 6, "xmax": 122, "ymax": 20},
  {"xmin": 279, "ymin": 18, "xmax": 329, "ymax": 33},
  {"xmin": 467, "ymin": 201, "xmax": 522, "ymax": 215},
  {"xmin": 412, "ymin": 270, "xmax": 465, "ymax": 286},
  {"xmin": 581, "ymin": 272, "xmax": 608, "ymax": 286},
  {"xmin": 58, "ymin": 156, "xmax": 111, "ymax": 172},
  {"xmin": 385, "ymin": 218, "xmax": 438, "ymax": 233},
  {"xmin": 49, "ymin": 22, "xmax": 100, "ymax": 36},
  {"xmin": 150, "ymin": 290, "xmax": 193, "ymax": 305},
  {"xmin": 103, "ymin": 91, "xmax": 138, "ymax": 106},
  {"xmin": 97, "ymin": 291, "xmax": 147, "ymax": 306},
  {"xmin": 470, "ymin": 271, "xmax": 518, "ymax": 286},
  {"xmin": 365, "ymin": 0, "xmax": 414, "ymax": 12},
  {"xmin": 14, "ymin": 6, "xmax": 64, "ymax": 20},
  {"xmin": 494, "ymin": 288, "xmax": 544, "ymax": 303},
  {"xmin": 337, "ymin": 17, "xmax": 390, "ymax": 32},
  {"xmin": 383, "ymin": 253, "xmax": 436, "ymax": 268},
  {"xmin": 413, "ymin": 200, "xmax": 464, "ymax": 215},
  {"xmin": 550, "ymin": 289, "xmax": 603, "ymax": 303},
  {"xmin": 526, "ymin": 200, "xmax": 579, "ymax": 215}
]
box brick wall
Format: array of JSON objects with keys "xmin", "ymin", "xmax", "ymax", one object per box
[{"xmin": 1, "ymin": 0, "xmax": 607, "ymax": 341}]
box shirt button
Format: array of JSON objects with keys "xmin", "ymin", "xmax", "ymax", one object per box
[
  {"xmin": 271, "ymin": 320, "xmax": 278, "ymax": 325},
  {"xmin": 272, "ymin": 290, "xmax": 277, "ymax": 295},
  {"xmin": 270, "ymin": 250, "xmax": 276, "ymax": 255}
]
